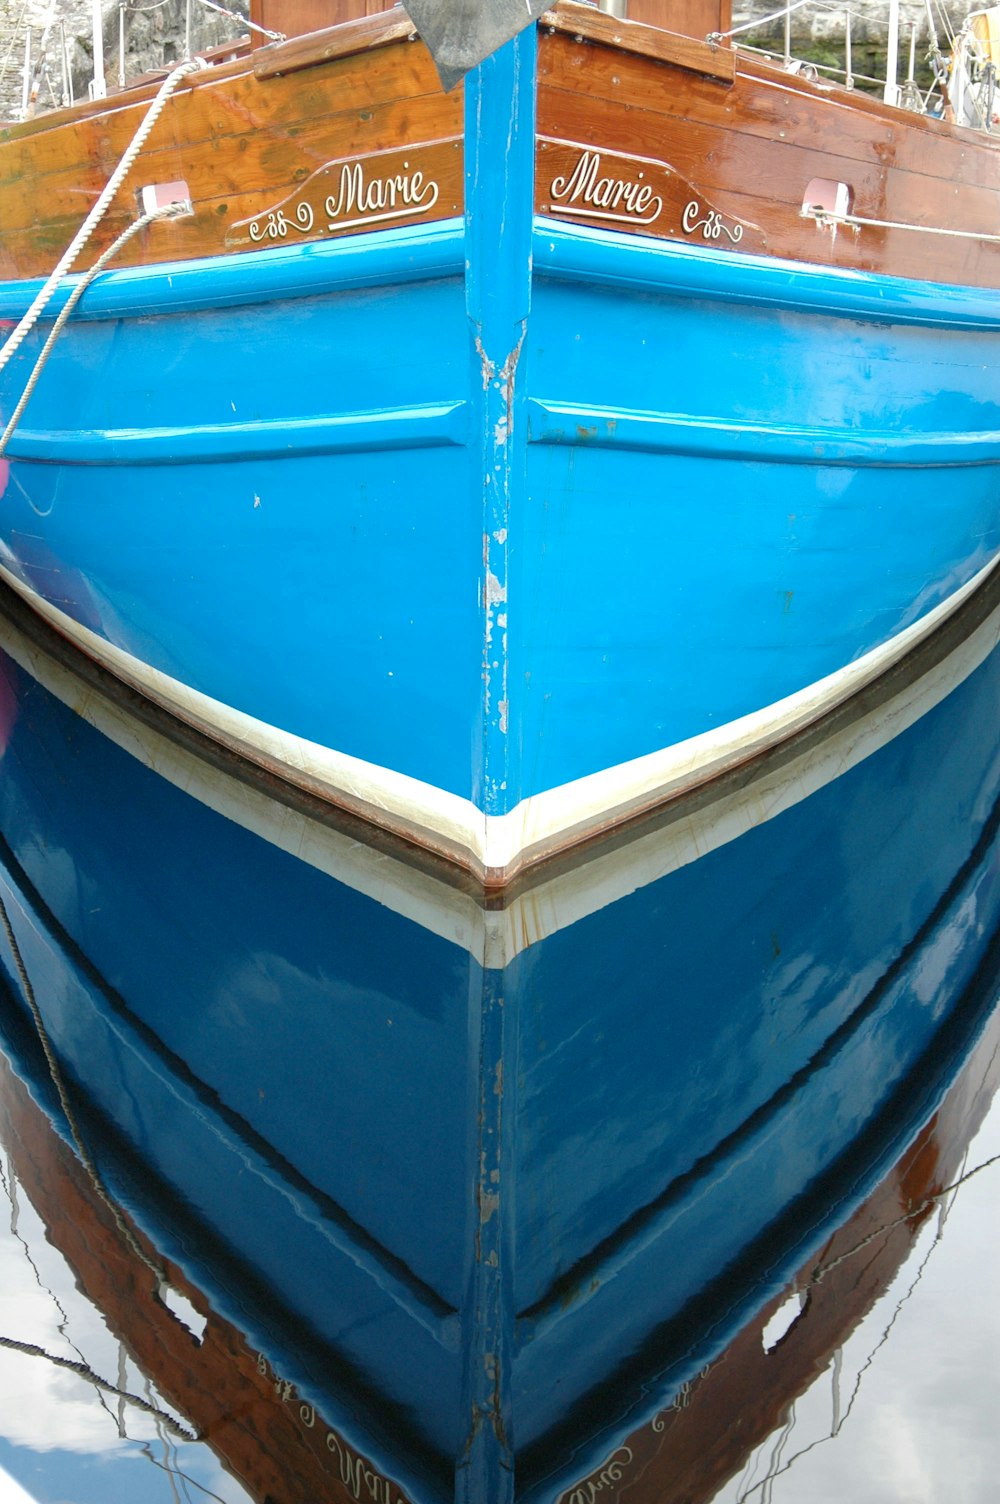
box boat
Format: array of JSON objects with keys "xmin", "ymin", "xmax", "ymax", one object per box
[
  {"xmin": 2, "ymin": 968, "xmax": 999, "ymax": 1504},
  {"xmin": 0, "ymin": 0, "xmax": 998, "ymax": 886},
  {"xmin": 0, "ymin": 593, "xmax": 999, "ymax": 1500},
  {"xmin": 0, "ymin": 755, "xmax": 998, "ymax": 1501},
  {"xmin": 0, "ymin": 0, "xmax": 999, "ymax": 1497}
]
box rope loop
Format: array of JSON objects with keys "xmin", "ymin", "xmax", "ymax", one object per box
[{"xmin": 0, "ymin": 55, "xmax": 207, "ymax": 380}]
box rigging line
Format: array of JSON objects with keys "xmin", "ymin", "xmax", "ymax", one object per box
[
  {"xmin": 0, "ymin": 890, "xmax": 167, "ymax": 1290},
  {"xmin": 197, "ymin": 0, "xmax": 283, "ymax": 42},
  {"xmin": 0, "ymin": 1153, "xmax": 120, "ymax": 1430},
  {"xmin": 149, "ymin": 1376, "xmax": 185, "ymax": 1504},
  {"xmin": 0, "ymin": 1148, "xmax": 17, "ymax": 1234},
  {"xmin": 0, "ymin": 54, "xmax": 206, "ymax": 378},
  {"xmin": 807, "ymin": 1148, "xmax": 1000, "ymax": 1287},
  {"xmin": 737, "ymin": 1218, "xmax": 945, "ymax": 1501},
  {"xmin": 137, "ymin": 1442, "xmax": 235, "ymax": 1504},
  {"xmin": 807, "ymin": 205, "xmax": 1000, "ymax": 241},
  {"xmin": 0, "ymin": 1333, "xmax": 200, "ymax": 1440},
  {"xmin": 118, "ymin": 1340, "xmax": 129, "ymax": 1438},
  {"xmin": 0, "ymin": 0, "xmax": 31, "ymax": 86}
]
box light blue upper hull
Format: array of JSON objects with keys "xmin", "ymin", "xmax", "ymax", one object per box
[{"xmin": 1, "ymin": 216, "xmax": 999, "ymax": 817}]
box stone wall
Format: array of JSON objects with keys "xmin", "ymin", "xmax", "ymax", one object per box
[
  {"xmin": 730, "ymin": 0, "xmax": 968, "ymax": 94},
  {"xmin": 0, "ymin": 0, "xmax": 976, "ymax": 119},
  {"xmin": 0, "ymin": 0, "xmax": 247, "ymax": 118}
]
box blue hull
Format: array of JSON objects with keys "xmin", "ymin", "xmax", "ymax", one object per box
[
  {"xmin": 0, "ymin": 21, "xmax": 999, "ymax": 1500},
  {"xmin": 2, "ymin": 223, "xmax": 999, "ymax": 815},
  {"xmin": 0, "ymin": 579, "xmax": 998, "ymax": 1498},
  {"xmin": 0, "ymin": 34, "xmax": 998, "ymax": 863}
]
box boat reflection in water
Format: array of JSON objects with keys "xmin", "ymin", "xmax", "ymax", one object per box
[
  {"xmin": 0, "ymin": 583, "xmax": 999, "ymax": 1504},
  {"xmin": 0, "ymin": 991, "xmax": 998, "ymax": 1504}
]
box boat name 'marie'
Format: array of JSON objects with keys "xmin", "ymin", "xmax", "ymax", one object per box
[
  {"xmin": 548, "ymin": 151, "xmax": 663, "ymax": 225},
  {"xmin": 249, "ymin": 158, "xmax": 440, "ymax": 241}
]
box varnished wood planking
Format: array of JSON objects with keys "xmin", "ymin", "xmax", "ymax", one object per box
[
  {"xmin": 536, "ymin": 27, "xmax": 1000, "ymax": 287},
  {"xmin": 0, "ymin": 35, "xmax": 461, "ymax": 279},
  {"xmin": 0, "ymin": 86, "xmax": 460, "ymax": 228},
  {"xmin": 0, "ymin": 143, "xmax": 463, "ymax": 280},
  {"xmin": 541, "ymin": 26, "xmax": 1000, "ymax": 193},
  {"xmin": 537, "ymin": 90, "xmax": 1000, "ymax": 241},
  {"xmin": 542, "ymin": 3, "xmax": 735, "ymax": 82},
  {"xmin": 253, "ymin": 4, "xmax": 416, "ymax": 78},
  {"xmin": 0, "ymin": 34, "xmax": 450, "ymax": 182}
]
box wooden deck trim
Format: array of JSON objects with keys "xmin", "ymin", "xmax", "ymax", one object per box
[
  {"xmin": 0, "ymin": 51, "xmax": 252, "ymax": 141},
  {"xmin": 252, "ymin": 5, "xmax": 418, "ymax": 79},
  {"xmin": 541, "ymin": 0, "xmax": 735, "ymax": 83}
]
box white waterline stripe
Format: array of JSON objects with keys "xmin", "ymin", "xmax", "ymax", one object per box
[
  {"xmin": 0, "ymin": 555, "xmax": 996, "ymax": 878},
  {"xmin": 481, "ymin": 555, "xmax": 1000, "ymax": 873},
  {"xmin": 496, "ymin": 588, "xmax": 1000, "ymax": 964},
  {"xmin": 0, "ymin": 562, "xmax": 486, "ymax": 866},
  {"xmin": 0, "ymin": 606, "xmax": 491, "ymax": 963},
  {"xmin": 2, "ymin": 567, "xmax": 997, "ymax": 964}
]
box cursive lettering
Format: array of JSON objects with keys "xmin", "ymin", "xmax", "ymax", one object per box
[
  {"xmin": 254, "ymin": 1350, "xmax": 408, "ymax": 1504},
  {"xmin": 563, "ymin": 1447, "xmax": 634, "ymax": 1504},
  {"xmin": 549, "ymin": 151, "xmax": 662, "ymax": 225},
  {"xmin": 325, "ymin": 1432, "xmax": 408, "ymax": 1504},
  {"xmin": 682, "ymin": 199, "xmax": 743, "ymax": 243},
  {"xmin": 326, "ymin": 160, "xmax": 439, "ymax": 229},
  {"xmin": 247, "ymin": 158, "xmax": 440, "ymax": 243}
]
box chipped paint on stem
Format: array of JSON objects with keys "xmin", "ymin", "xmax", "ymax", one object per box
[
  {"xmin": 464, "ymin": 28, "xmax": 534, "ymax": 822},
  {"xmin": 457, "ymin": 33, "xmax": 534, "ymax": 1501}
]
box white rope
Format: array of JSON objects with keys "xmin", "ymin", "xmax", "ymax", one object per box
[
  {"xmin": 0, "ymin": 199, "xmax": 188, "ymax": 454},
  {"xmin": 806, "ymin": 205, "xmax": 1000, "ymax": 242},
  {"xmin": 0, "ymin": 55, "xmax": 206, "ymax": 380},
  {"xmin": 0, "ymin": 1334, "xmax": 199, "ymax": 1439}
]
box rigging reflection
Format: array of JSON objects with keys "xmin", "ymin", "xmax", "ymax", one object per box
[{"xmin": 0, "ymin": 587, "xmax": 998, "ymax": 1502}]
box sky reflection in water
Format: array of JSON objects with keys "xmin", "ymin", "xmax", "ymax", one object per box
[{"xmin": 0, "ymin": 1016, "xmax": 998, "ymax": 1504}]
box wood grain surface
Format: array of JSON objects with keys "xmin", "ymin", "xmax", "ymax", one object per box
[
  {"xmin": 537, "ymin": 6, "xmax": 1000, "ymax": 288},
  {"xmin": 0, "ymin": 11, "xmax": 461, "ymax": 280},
  {"xmin": 2, "ymin": 0, "xmax": 999, "ymax": 289}
]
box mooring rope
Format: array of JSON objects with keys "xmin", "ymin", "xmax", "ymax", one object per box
[
  {"xmin": 0, "ymin": 199, "xmax": 189, "ymax": 454},
  {"xmin": 0, "ymin": 54, "xmax": 206, "ymax": 377},
  {"xmin": 0, "ymin": 1333, "xmax": 199, "ymax": 1440}
]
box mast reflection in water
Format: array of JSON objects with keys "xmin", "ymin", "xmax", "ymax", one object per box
[{"xmin": 1, "ymin": 586, "xmax": 1000, "ymax": 1503}]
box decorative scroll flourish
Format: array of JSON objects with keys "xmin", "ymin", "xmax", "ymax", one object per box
[
  {"xmin": 248, "ymin": 199, "xmax": 316, "ymax": 242},
  {"xmin": 537, "ymin": 139, "xmax": 761, "ymax": 252},
  {"xmin": 682, "ymin": 199, "xmax": 744, "ymax": 243},
  {"xmin": 229, "ymin": 141, "xmax": 461, "ymax": 250}
]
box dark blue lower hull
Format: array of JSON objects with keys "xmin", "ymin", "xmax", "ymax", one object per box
[{"xmin": 0, "ymin": 582, "xmax": 998, "ymax": 1499}]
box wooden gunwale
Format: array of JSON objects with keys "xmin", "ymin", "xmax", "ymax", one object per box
[
  {"xmin": 541, "ymin": 1, "xmax": 736, "ymax": 82},
  {"xmin": 0, "ymin": 22, "xmax": 461, "ymax": 278},
  {"xmin": 252, "ymin": 3, "xmax": 417, "ymax": 78},
  {"xmin": 535, "ymin": 19, "xmax": 1000, "ymax": 285}
]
